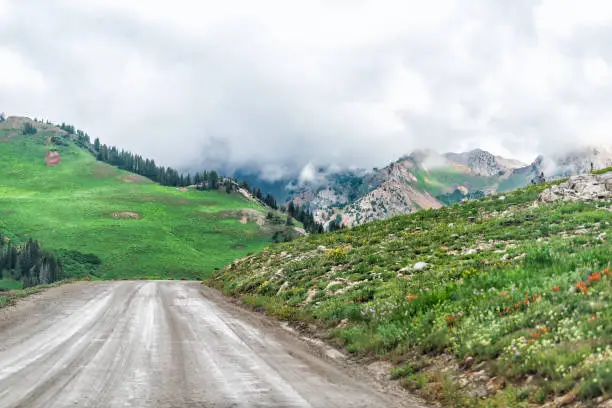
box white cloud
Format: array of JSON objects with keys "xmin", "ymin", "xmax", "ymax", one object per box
[
  {"xmin": 0, "ymin": 0, "xmax": 612, "ymax": 176},
  {"xmin": 0, "ymin": 47, "xmax": 45, "ymax": 92}
]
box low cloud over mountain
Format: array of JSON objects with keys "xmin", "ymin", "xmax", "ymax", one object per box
[{"xmin": 2, "ymin": 0, "xmax": 612, "ymax": 176}]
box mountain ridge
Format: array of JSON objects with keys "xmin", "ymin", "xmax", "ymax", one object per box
[{"xmin": 236, "ymin": 145, "xmax": 612, "ymax": 229}]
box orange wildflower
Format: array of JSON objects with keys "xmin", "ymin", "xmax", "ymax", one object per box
[
  {"xmin": 589, "ymin": 315, "xmax": 598, "ymax": 323},
  {"xmin": 405, "ymin": 295, "xmax": 418, "ymax": 302},
  {"xmin": 552, "ymin": 285, "xmax": 561, "ymax": 293},
  {"xmin": 575, "ymin": 281, "xmax": 588, "ymax": 294},
  {"xmin": 604, "ymin": 268, "xmax": 611, "ymax": 276},
  {"xmin": 498, "ymin": 291, "xmax": 509, "ymax": 297},
  {"xmin": 588, "ymin": 272, "xmax": 602, "ymax": 284}
]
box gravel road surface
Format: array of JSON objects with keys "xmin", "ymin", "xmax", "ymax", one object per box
[{"xmin": 0, "ymin": 281, "xmax": 426, "ymax": 408}]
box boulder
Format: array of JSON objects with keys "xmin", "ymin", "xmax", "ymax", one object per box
[{"xmin": 413, "ymin": 262, "xmax": 430, "ymax": 271}]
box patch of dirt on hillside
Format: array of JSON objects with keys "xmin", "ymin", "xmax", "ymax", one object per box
[
  {"xmin": 45, "ymin": 151, "xmax": 62, "ymax": 166},
  {"xmin": 122, "ymin": 174, "xmax": 150, "ymax": 184},
  {"xmin": 216, "ymin": 209, "xmax": 265, "ymax": 227},
  {"xmin": 110, "ymin": 211, "xmax": 142, "ymax": 219},
  {"xmin": 1, "ymin": 117, "xmax": 66, "ymax": 134},
  {"xmin": 243, "ymin": 209, "xmax": 265, "ymax": 226},
  {"xmin": 91, "ymin": 162, "xmax": 116, "ymax": 178}
]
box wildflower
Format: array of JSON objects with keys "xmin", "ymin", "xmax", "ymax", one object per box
[
  {"xmin": 588, "ymin": 272, "xmax": 602, "ymax": 284},
  {"xmin": 575, "ymin": 281, "xmax": 588, "ymax": 294},
  {"xmin": 589, "ymin": 316, "xmax": 598, "ymax": 323},
  {"xmin": 604, "ymin": 268, "xmax": 611, "ymax": 276},
  {"xmin": 552, "ymin": 285, "xmax": 561, "ymax": 293},
  {"xmin": 498, "ymin": 291, "xmax": 509, "ymax": 297},
  {"xmin": 405, "ymin": 294, "xmax": 418, "ymax": 302}
]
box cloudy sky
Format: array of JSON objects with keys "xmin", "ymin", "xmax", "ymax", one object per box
[{"xmin": 1, "ymin": 0, "xmax": 612, "ymax": 179}]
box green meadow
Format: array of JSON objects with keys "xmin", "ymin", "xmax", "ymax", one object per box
[{"xmin": 0, "ymin": 127, "xmax": 271, "ymax": 280}]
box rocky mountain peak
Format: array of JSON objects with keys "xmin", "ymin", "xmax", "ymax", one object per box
[{"xmin": 444, "ymin": 149, "xmax": 524, "ymax": 177}]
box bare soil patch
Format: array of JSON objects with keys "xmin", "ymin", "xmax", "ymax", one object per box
[
  {"xmin": 122, "ymin": 174, "xmax": 150, "ymax": 184},
  {"xmin": 45, "ymin": 151, "xmax": 62, "ymax": 166},
  {"xmin": 110, "ymin": 211, "xmax": 142, "ymax": 220},
  {"xmin": 91, "ymin": 162, "xmax": 117, "ymax": 178}
]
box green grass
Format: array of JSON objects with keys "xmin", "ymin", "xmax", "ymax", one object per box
[
  {"xmin": 593, "ymin": 166, "xmax": 612, "ymax": 175},
  {"xmin": 414, "ymin": 167, "xmax": 498, "ymax": 196},
  {"xmin": 0, "ymin": 278, "xmax": 23, "ymax": 291},
  {"xmin": 209, "ymin": 175, "xmax": 612, "ymax": 405},
  {"xmin": 0, "ymin": 128, "xmax": 274, "ymax": 280}
]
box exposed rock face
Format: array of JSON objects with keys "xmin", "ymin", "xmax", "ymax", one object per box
[
  {"xmin": 552, "ymin": 146, "xmax": 612, "ymax": 176},
  {"xmin": 339, "ymin": 163, "xmax": 442, "ymax": 227},
  {"xmin": 444, "ymin": 149, "xmax": 525, "ymax": 177},
  {"xmin": 539, "ymin": 173, "xmax": 612, "ymax": 203},
  {"xmin": 45, "ymin": 150, "xmax": 62, "ymax": 166}
]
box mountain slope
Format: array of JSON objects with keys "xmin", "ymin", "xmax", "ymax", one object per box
[
  {"xmin": 210, "ymin": 172, "xmax": 612, "ymax": 407},
  {"xmin": 249, "ymin": 146, "xmax": 612, "ymax": 229},
  {"xmin": 286, "ymin": 150, "xmax": 526, "ymax": 228},
  {"xmin": 0, "ymin": 117, "xmax": 287, "ymax": 280}
]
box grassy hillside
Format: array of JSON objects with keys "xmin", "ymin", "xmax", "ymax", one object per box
[
  {"xmin": 0, "ymin": 120, "xmax": 281, "ymax": 280},
  {"xmin": 414, "ymin": 167, "xmax": 498, "ymax": 196},
  {"xmin": 210, "ymin": 177, "xmax": 612, "ymax": 406}
]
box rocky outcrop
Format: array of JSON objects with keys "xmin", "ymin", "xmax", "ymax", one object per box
[
  {"xmin": 538, "ymin": 173, "xmax": 612, "ymax": 203},
  {"xmin": 445, "ymin": 149, "xmax": 525, "ymax": 177},
  {"xmin": 45, "ymin": 150, "xmax": 62, "ymax": 166}
]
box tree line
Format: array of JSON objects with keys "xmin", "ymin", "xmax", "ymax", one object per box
[
  {"xmin": 0, "ymin": 236, "xmax": 64, "ymax": 289},
  {"xmin": 285, "ymin": 202, "xmax": 324, "ymax": 234}
]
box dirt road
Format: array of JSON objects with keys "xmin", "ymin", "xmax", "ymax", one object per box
[{"xmin": 0, "ymin": 281, "xmax": 425, "ymax": 408}]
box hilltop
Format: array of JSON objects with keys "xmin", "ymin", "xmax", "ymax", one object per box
[
  {"xmin": 0, "ymin": 116, "xmax": 295, "ymax": 281},
  {"xmin": 210, "ymin": 170, "xmax": 612, "ymax": 407}
]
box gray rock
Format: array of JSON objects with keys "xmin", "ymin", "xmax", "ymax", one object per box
[
  {"xmin": 276, "ymin": 281, "xmax": 289, "ymax": 296},
  {"xmin": 413, "ymin": 262, "xmax": 430, "ymax": 271},
  {"xmin": 539, "ymin": 173, "xmax": 612, "ymax": 203}
]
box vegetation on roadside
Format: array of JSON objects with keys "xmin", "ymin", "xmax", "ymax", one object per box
[
  {"xmin": 210, "ymin": 175, "xmax": 612, "ymax": 406},
  {"xmin": 0, "ymin": 234, "xmax": 63, "ymax": 289},
  {"xmin": 0, "ymin": 280, "xmax": 67, "ymax": 309}
]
